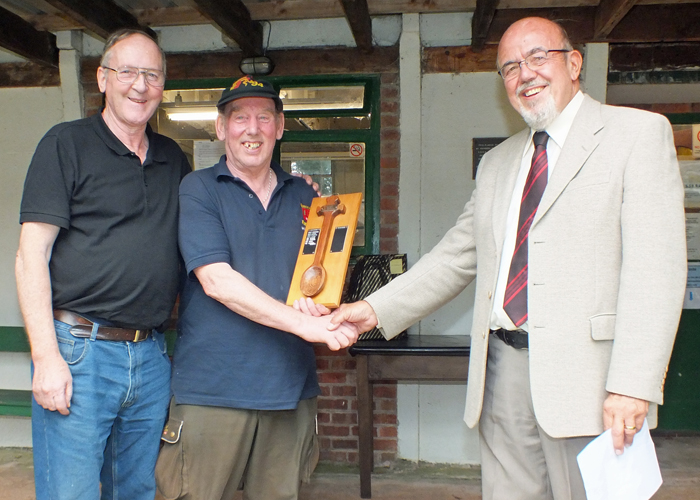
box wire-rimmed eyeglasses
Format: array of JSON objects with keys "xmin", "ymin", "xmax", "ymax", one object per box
[
  {"xmin": 102, "ymin": 66, "xmax": 166, "ymax": 87},
  {"xmin": 498, "ymin": 49, "xmax": 571, "ymax": 81}
]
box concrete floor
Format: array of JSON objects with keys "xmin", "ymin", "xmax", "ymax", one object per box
[{"xmin": 1, "ymin": 435, "xmax": 699, "ymax": 499}]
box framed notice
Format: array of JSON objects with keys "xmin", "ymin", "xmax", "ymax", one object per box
[{"xmin": 472, "ymin": 137, "xmax": 507, "ymax": 178}]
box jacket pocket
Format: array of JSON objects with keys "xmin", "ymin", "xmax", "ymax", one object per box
[
  {"xmin": 589, "ymin": 313, "xmax": 616, "ymax": 340},
  {"xmin": 155, "ymin": 418, "xmax": 185, "ymax": 499}
]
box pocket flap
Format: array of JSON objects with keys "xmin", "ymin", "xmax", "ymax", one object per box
[
  {"xmin": 160, "ymin": 418, "xmax": 183, "ymax": 444},
  {"xmin": 590, "ymin": 313, "xmax": 616, "ymax": 340}
]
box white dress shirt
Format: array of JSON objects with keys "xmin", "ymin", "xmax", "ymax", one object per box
[{"xmin": 490, "ymin": 91, "xmax": 585, "ymax": 332}]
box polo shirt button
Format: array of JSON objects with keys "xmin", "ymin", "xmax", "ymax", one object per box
[
  {"xmin": 258, "ymin": 210, "xmax": 263, "ymax": 215},
  {"xmin": 249, "ymin": 194, "xmax": 253, "ymax": 198}
]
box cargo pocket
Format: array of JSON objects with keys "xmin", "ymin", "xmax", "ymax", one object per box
[{"xmin": 155, "ymin": 417, "xmax": 185, "ymax": 499}]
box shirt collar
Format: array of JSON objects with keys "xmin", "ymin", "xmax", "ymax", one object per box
[
  {"xmin": 215, "ymin": 157, "xmax": 292, "ymax": 183},
  {"xmin": 90, "ymin": 111, "xmax": 163, "ymax": 164},
  {"xmin": 523, "ymin": 90, "xmax": 584, "ymax": 155}
]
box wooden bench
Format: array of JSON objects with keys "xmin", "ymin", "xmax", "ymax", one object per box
[
  {"xmin": 348, "ymin": 335, "xmax": 471, "ymax": 499},
  {"xmin": 0, "ymin": 327, "xmax": 178, "ymax": 418}
]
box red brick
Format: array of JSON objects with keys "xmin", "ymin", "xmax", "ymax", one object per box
[
  {"xmin": 331, "ymin": 385, "xmax": 357, "ymax": 397},
  {"xmin": 381, "ymin": 86, "xmax": 399, "ymax": 100},
  {"xmin": 347, "ymin": 451, "xmax": 359, "ymax": 464},
  {"xmin": 380, "ymin": 157, "xmax": 399, "ymax": 170},
  {"xmin": 373, "ymin": 384, "xmax": 397, "ymax": 398},
  {"xmin": 331, "ymin": 438, "xmax": 358, "ymax": 450},
  {"xmin": 380, "ymin": 211, "xmax": 399, "ymax": 225},
  {"xmin": 380, "ymin": 197, "xmax": 398, "ymax": 211},
  {"xmin": 317, "ymin": 372, "xmax": 347, "ymax": 384},
  {"xmin": 318, "ymin": 398, "xmax": 349, "ymax": 410},
  {"xmin": 692, "ymin": 103, "xmax": 700, "ymax": 113},
  {"xmin": 319, "ymin": 385, "xmax": 331, "ymax": 397},
  {"xmin": 331, "ymin": 412, "xmax": 357, "ymax": 425},
  {"xmin": 319, "ymin": 425, "xmax": 350, "ymax": 437},
  {"xmin": 318, "ymin": 436, "xmax": 331, "ymax": 449},
  {"xmin": 381, "ymin": 100, "xmax": 399, "ymax": 114},
  {"xmin": 381, "ymin": 128, "xmax": 401, "ymax": 142},
  {"xmin": 330, "ymin": 357, "xmax": 356, "ymax": 370},
  {"xmin": 315, "ymin": 359, "xmax": 330, "ymax": 370},
  {"xmin": 373, "ymin": 438, "xmax": 398, "ymax": 451},
  {"xmin": 373, "ymin": 413, "xmax": 397, "ymax": 425},
  {"xmin": 317, "ymin": 411, "xmax": 331, "ymax": 424},
  {"xmin": 376, "ymin": 399, "xmax": 397, "ymax": 412},
  {"xmin": 380, "ymin": 183, "xmax": 399, "ymax": 198},
  {"xmin": 381, "ymin": 72, "xmax": 399, "ymax": 85},
  {"xmin": 381, "ymin": 140, "xmax": 399, "ymax": 157},
  {"xmin": 381, "ymin": 114, "xmax": 400, "ymax": 128},
  {"xmin": 378, "ymin": 426, "xmax": 398, "ymax": 438}
]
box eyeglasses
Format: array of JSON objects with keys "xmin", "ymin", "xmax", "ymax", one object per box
[
  {"xmin": 498, "ymin": 49, "xmax": 571, "ymax": 81},
  {"xmin": 102, "ymin": 66, "xmax": 165, "ymax": 87}
]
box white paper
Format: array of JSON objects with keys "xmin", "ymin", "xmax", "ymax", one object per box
[
  {"xmin": 577, "ymin": 420, "xmax": 662, "ymax": 500},
  {"xmin": 193, "ymin": 140, "xmax": 225, "ymax": 170}
]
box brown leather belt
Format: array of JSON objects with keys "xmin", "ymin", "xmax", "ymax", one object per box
[
  {"xmin": 491, "ymin": 328, "xmax": 529, "ymax": 349},
  {"xmin": 53, "ymin": 309, "xmax": 152, "ymax": 342}
]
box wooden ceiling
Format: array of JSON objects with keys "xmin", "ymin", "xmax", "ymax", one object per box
[{"xmin": 1, "ymin": 0, "xmax": 699, "ymax": 68}]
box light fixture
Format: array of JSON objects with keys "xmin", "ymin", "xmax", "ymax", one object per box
[
  {"xmin": 239, "ymin": 56, "xmax": 274, "ymax": 76},
  {"xmin": 167, "ymin": 108, "xmax": 218, "ymax": 121}
]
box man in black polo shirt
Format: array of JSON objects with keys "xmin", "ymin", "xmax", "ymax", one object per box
[
  {"xmin": 155, "ymin": 76, "xmax": 359, "ymax": 500},
  {"xmin": 15, "ymin": 30, "xmax": 190, "ymax": 500}
]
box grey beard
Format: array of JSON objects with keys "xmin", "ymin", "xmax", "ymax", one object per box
[{"xmin": 518, "ymin": 94, "xmax": 559, "ymax": 131}]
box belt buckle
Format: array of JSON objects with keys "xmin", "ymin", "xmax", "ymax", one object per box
[{"xmin": 134, "ymin": 330, "xmax": 143, "ymax": 342}]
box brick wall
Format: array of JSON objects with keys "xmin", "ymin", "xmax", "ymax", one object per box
[{"xmin": 81, "ymin": 47, "xmax": 402, "ymax": 467}]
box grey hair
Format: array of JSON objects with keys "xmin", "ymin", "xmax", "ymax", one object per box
[{"xmin": 100, "ymin": 29, "xmax": 166, "ymax": 75}]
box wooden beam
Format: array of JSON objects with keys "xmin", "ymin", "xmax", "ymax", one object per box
[
  {"xmin": 609, "ymin": 42, "xmax": 700, "ymax": 72},
  {"xmin": 43, "ymin": 0, "xmax": 155, "ymax": 41},
  {"xmin": 191, "ymin": 0, "xmax": 262, "ymax": 56},
  {"xmin": 0, "ymin": 62, "xmax": 60, "ymax": 87},
  {"xmin": 471, "ymin": 0, "xmax": 500, "ymax": 52},
  {"xmin": 594, "ymin": 0, "xmax": 637, "ymax": 39},
  {"xmin": 608, "ymin": 4, "xmax": 700, "ymax": 42},
  {"xmin": 339, "ymin": 0, "xmax": 374, "ymax": 54},
  {"xmin": 0, "ymin": 5, "xmax": 57, "ymax": 67}
]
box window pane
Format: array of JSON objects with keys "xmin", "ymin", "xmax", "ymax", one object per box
[
  {"xmin": 281, "ymin": 142, "xmax": 366, "ymax": 247},
  {"xmin": 279, "ymin": 86, "xmax": 364, "ymax": 111}
]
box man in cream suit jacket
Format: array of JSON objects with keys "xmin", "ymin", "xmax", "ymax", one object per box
[{"xmin": 330, "ymin": 17, "xmax": 686, "ymax": 500}]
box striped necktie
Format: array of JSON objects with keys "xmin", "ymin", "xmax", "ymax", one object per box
[{"xmin": 503, "ymin": 131, "xmax": 549, "ymax": 327}]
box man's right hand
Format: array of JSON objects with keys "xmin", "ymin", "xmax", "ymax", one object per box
[
  {"xmin": 32, "ymin": 354, "xmax": 72, "ymax": 415},
  {"xmin": 328, "ymin": 300, "xmax": 379, "ymax": 334}
]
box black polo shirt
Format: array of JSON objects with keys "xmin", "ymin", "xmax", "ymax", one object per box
[{"xmin": 20, "ymin": 112, "xmax": 191, "ymax": 329}]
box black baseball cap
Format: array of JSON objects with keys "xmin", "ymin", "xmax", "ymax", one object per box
[{"xmin": 217, "ymin": 75, "xmax": 283, "ymax": 111}]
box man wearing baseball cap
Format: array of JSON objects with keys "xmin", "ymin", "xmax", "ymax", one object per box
[{"xmin": 155, "ymin": 75, "xmax": 359, "ymax": 500}]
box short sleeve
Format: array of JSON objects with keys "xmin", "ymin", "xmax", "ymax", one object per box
[
  {"xmin": 19, "ymin": 131, "xmax": 74, "ymax": 229},
  {"xmin": 178, "ymin": 172, "xmax": 232, "ymax": 274}
]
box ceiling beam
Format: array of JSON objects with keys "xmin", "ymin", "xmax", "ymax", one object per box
[
  {"xmin": 339, "ymin": 0, "xmax": 374, "ymax": 53},
  {"xmin": 190, "ymin": 0, "xmax": 262, "ymax": 56},
  {"xmin": 594, "ymin": 0, "xmax": 637, "ymax": 39},
  {"xmin": 0, "ymin": 5, "xmax": 57, "ymax": 67},
  {"xmin": 42, "ymin": 0, "xmax": 155, "ymax": 41},
  {"xmin": 471, "ymin": 0, "xmax": 499, "ymax": 52}
]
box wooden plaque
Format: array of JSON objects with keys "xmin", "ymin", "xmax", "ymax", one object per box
[{"xmin": 287, "ymin": 192, "xmax": 363, "ymax": 308}]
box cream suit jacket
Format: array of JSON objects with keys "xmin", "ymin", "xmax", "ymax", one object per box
[{"xmin": 366, "ymin": 95, "xmax": 687, "ymax": 438}]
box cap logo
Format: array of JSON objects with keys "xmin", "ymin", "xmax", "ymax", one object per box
[{"xmin": 231, "ymin": 75, "xmax": 264, "ymax": 90}]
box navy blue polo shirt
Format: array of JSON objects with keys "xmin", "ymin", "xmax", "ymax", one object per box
[{"xmin": 172, "ymin": 157, "xmax": 320, "ymax": 410}]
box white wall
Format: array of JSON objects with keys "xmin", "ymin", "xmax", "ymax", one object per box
[{"xmin": 0, "ymin": 86, "xmax": 63, "ymax": 446}]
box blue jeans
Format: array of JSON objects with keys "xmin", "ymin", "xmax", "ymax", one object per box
[{"xmin": 32, "ymin": 320, "xmax": 171, "ymax": 500}]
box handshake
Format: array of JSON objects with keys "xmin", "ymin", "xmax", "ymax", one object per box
[{"xmin": 292, "ymin": 297, "xmax": 380, "ymax": 351}]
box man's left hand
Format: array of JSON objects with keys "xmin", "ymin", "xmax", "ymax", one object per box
[
  {"xmin": 292, "ymin": 172, "xmax": 321, "ymax": 196},
  {"xmin": 602, "ymin": 393, "xmax": 649, "ymax": 455}
]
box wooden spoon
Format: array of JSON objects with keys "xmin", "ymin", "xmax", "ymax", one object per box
[{"xmin": 300, "ymin": 195, "xmax": 346, "ymax": 297}]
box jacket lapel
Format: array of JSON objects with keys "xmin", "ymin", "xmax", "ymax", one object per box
[{"xmin": 534, "ymin": 95, "xmax": 604, "ymax": 226}]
